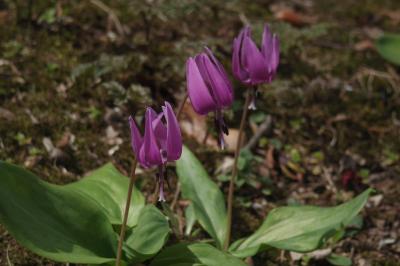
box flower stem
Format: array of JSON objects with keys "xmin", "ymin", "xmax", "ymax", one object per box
[
  {"xmin": 224, "ymin": 89, "xmax": 252, "ymax": 251},
  {"xmin": 116, "ymin": 159, "xmax": 138, "ymax": 266},
  {"xmin": 176, "ymin": 92, "xmax": 188, "ymax": 120},
  {"xmin": 170, "ymin": 92, "xmax": 188, "ymax": 210}
]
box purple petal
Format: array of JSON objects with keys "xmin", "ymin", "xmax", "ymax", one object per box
[
  {"xmin": 163, "ymin": 101, "xmax": 182, "ymax": 161},
  {"xmin": 152, "ymin": 112, "xmax": 167, "ymax": 151},
  {"xmin": 232, "ymin": 28, "xmax": 251, "ymax": 84},
  {"xmin": 261, "ymin": 24, "xmax": 273, "ymax": 60},
  {"xmin": 240, "ymin": 26, "xmax": 251, "ymax": 39},
  {"xmin": 129, "ymin": 116, "xmax": 143, "ymax": 160},
  {"xmin": 140, "ymin": 107, "xmax": 162, "ymax": 167},
  {"xmin": 204, "ymin": 47, "xmax": 234, "ymax": 106},
  {"xmin": 271, "ymin": 35, "xmax": 280, "ymax": 74},
  {"xmin": 186, "ymin": 57, "xmax": 217, "ymax": 115},
  {"xmin": 201, "ymin": 51, "xmax": 233, "ymax": 108},
  {"xmin": 243, "ymin": 36, "xmax": 268, "ymax": 84},
  {"xmin": 262, "ymin": 25, "xmax": 280, "ymax": 81},
  {"xmin": 194, "ymin": 54, "xmax": 212, "ymax": 90}
]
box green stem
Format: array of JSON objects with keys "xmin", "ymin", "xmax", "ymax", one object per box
[
  {"xmin": 224, "ymin": 89, "xmax": 252, "ymax": 250},
  {"xmin": 116, "ymin": 159, "xmax": 138, "ymax": 266},
  {"xmin": 170, "ymin": 93, "xmax": 188, "ymax": 210}
]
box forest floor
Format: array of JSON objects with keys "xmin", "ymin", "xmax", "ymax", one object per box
[{"xmin": 0, "ymin": 0, "xmax": 399, "ymax": 265}]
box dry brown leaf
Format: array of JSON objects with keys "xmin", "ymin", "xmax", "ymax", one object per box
[
  {"xmin": 274, "ymin": 9, "xmax": 317, "ymax": 26},
  {"xmin": 179, "ymin": 101, "xmax": 218, "ymax": 149},
  {"xmin": 0, "ymin": 11, "xmax": 9, "ymax": 23},
  {"xmin": 354, "ymin": 39, "xmax": 375, "ymax": 51},
  {"xmin": 57, "ymin": 132, "xmax": 72, "ymax": 148},
  {"xmin": 0, "ymin": 107, "xmax": 15, "ymax": 121},
  {"xmin": 266, "ymin": 146, "xmax": 275, "ymax": 169},
  {"xmin": 380, "ymin": 9, "xmax": 400, "ymax": 24},
  {"xmin": 224, "ymin": 128, "xmax": 246, "ymax": 152}
]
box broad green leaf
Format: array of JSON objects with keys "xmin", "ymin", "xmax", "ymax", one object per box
[
  {"xmin": 0, "ymin": 161, "xmax": 117, "ymax": 264},
  {"xmin": 176, "ymin": 146, "xmax": 227, "ymax": 249},
  {"xmin": 161, "ymin": 202, "xmax": 181, "ymax": 237},
  {"xmin": 327, "ymin": 254, "xmax": 352, "ymax": 266},
  {"xmin": 230, "ymin": 189, "xmax": 372, "ymax": 258},
  {"xmin": 124, "ymin": 205, "xmax": 170, "ymax": 263},
  {"xmin": 150, "ymin": 243, "xmax": 247, "ymax": 266},
  {"xmin": 185, "ymin": 204, "xmax": 196, "ymax": 236},
  {"xmin": 376, "ymin": 33, "xmax": 400, "ymax": 65},
  {"xmin": 66, "ymin": 163, "xmax": 145, "ymax": 227}
]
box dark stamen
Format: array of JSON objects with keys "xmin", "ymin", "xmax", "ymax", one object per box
[{"xmin": 215, "ymin": 110, "xmax": 229, "ymax": 149}]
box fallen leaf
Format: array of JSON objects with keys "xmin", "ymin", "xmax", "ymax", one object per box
[
  {"xmin": 354, "ymin": 40, "xmax": 375, "ymax": 51},
  {"xmin": 24, "ymin": 108, "xmax": 39, "ymax": 124},
  {"xmin": 215, "ymin": 156, "xmax": 234, "ymax": 175},
  {"xmin": 55, "ymin": 83, "xmax": 68, "ymax": 98},
  {"xmin": 274, "ymin": 9, "xmax": 317, "ymax": 26},
  {"xmin": 266, "ymin": 146, "xmax": 275, "ymax": 169},
  {"xmin": 369, "ymin": 194, "xmax": 383, "ymax": 207},
  {"xmin": 380, "ymin": 9, "xmax": 400, "ymax": 24},
  {"xmin": 108, "ymin": 145, "xmax": 120, "ymax": 156},
  {"xmin": 42, "ymin": 137, "xmax": 68, "ymax": 161},
  {"xmin": 179, "ymin": 101, "xmax": 218, "ymax": 149},
  {"xmin": 363, "ymin": 27, "xmax": 383, "ymax": 39},
  {"xmin": 104, "ymin": 125, "xmax": 122, "ymax": 145},
  {"xmin": 291, "ymin": 248, "xmax": 332, "ymax": 261},
  {"xmin": 24, "ymin": 156, "xmax": 42, "ymax": 168},
  {"xmin": 104, "ymin": 107, "xmax": 123, "ymax": 124},
  {"xmin": 0, "ymin": 107, "xmax": 15, "ymax": 121},
  {"xmin": 57, "ymin": 132, "xmax": 73, "ymax": 148},
  {"xmin": 224, "ymin": 128, "xmax": 246, "ymax": 152}
]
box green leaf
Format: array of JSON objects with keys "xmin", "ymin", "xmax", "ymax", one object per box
[
  {"xmin": 376, "ymin": 33, "xmax": 400, "ymax": 65},
  {"xmin": 185, "ymin": 204, "xmax": 196, "ymax": 236},
  {"xmin": 124, "ymin": 205, "xmax": 170, "ymax": 263},
  {"xmin": 230, "ymin": 189, "xmax": 372, "ymax": 258},
  {"xmin": 66, "ymin": 163, "xmax": 145, "ymax": 227},
  {"xmin": 161, "ymin": 202, "xmax": 181, "ymax": 237},
  {"xmin": 0, "ymin": 161, "xmax": 117, "ymax": 264},
  {"xmin": 327, "ymin": 254, "xmax": 352, "ymax": 266},
  {"xmin": 150, "ymin": 243, "xmax": 247, "ymax": 266},
  {"xmin": 38, "ymin": 8, "xmax": 56, "ymax": 24},
  {"xmin": 176, "ymin": 146, "xmax": 227, "ymax": 249}
]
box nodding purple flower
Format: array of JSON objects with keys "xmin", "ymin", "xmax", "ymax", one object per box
[
  {"xmin": 186, "ymin": 47, "xmax": 233, "ymax": 149},
  {"xmin": 232, "ymin": 24, "xmax": 280, "ymax": 109},
  {"xmin": 129, "ymin": 101, "xmax": 182, "ymax": 201}
]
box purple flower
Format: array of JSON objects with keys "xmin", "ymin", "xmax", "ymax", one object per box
[
  {"xmin": 186, "ymin": 47, "xmax": 233, "ymax": 148},
  {"xmin": 129, "ymin": 101, "xmax": 182, "ymax": 201},
  {"xmin": 232, "ymin": 24, "xmax": 280, "ymax": 86}
]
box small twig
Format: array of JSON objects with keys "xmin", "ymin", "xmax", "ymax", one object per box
[
  {"xmin": 6, "ymin": 244, "xmax": 13, "ymax": 266},
  {"xmin": 244, "ymin": 115, "xmax": 272, "ymax": 150},
  {"xmin": 90, "ymin": 0, "xmax": 125, "ymax": 36},
  {"xmin": 224, "ymin": 89, "xmax": 252, "ymax": 250},
  {"xmin": 0, "ymin": 59, "xmax": 23, "ymax": 77},
  {"xmin": 322, "ymin": 167, "xmax": 337, "ymax": 193},
  {"xmin": 238, "ymin": 13, "xmax": 250, "ymax": 25},
  {"xmin": 353, "ymin": 67, "xmax": 399, "ymax": 92},
  {"xmin": 116, "ymin": 159, "xmax": 138, "ymax": 266}
]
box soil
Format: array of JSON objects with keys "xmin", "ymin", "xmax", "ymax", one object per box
[{"xmin": 0, "ymin": 0, "xmax": 399, "ymax": 265}]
